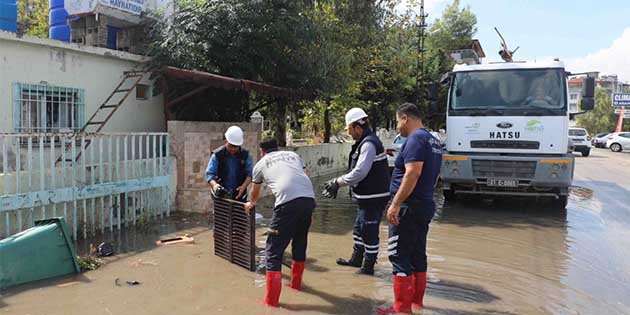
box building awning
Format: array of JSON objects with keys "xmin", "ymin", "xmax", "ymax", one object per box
[
  {"xmin": 160, "ymin": 66, "xmax": 310, "ymax": 98},
  {"xmin": 159, "ymin": 66, "xmax": 315, "ymax": 123}
]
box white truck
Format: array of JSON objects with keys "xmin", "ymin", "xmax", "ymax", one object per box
[{"xmin": 439, "ymin": 60, "xmax": 594, "ymax": 209}]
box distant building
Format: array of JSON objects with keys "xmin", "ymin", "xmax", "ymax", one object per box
[
  {"xmin": 567, "ymin": 73, "xmax": 630, "ymax": 126},
  {"xmin": 597, "ymin": 75, "xmax": 630, "ymax": 95},
  {"xmin": 450, "ymin": 39, "xmax": 486, "ymax": 65},
  {"xmin": 55, "ymin": 0, "xmax": 173, "ymax": 54}
]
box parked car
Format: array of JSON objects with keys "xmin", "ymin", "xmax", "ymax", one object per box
[
  {"xmin": 386, "ymin": 134, "xmax": 406, "ymax": 171},
  {"xmin": 386, "ymin": 131, "xmax": 444, "ymax": 171},
  {"xmin": 606, "ymin": 132, "xmax": 630, "ymax": 152},
  {"xmin": 592, "ymin": 132, "xmax": 612, "ymax": 148},
  {"xmin": 568, "ymin": 127, "xmax": 591, "ymax": 157}
]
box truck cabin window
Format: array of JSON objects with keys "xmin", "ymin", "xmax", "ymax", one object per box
[{"xmin": 450, "ymin": 69, "xmax": 566, "ymax": 110}]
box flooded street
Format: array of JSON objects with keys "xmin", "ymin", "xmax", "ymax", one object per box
[{"xmin": 2, "ymin": 149, "xmax": 630, "ymax": 315}]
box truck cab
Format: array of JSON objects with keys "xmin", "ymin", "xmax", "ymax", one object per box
[{"xmin": 440, "ymin": 61, "xmax": 594, "ymax": 209}]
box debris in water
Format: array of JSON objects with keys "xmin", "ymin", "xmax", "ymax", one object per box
[
  {"xmin": 97, "ymin": 242, "xmax": 114, "ymax": 257},
  {"xmin": 115, "ymin": 278, "xmax": 141, "ymax": 286},
  {"xmin": 77, "ymin": 255, "xmax": 103, "ymax": 271},
  {"xmin": 156, "ymin": 234, "xmax": 194, "ymax": 246},
  {"xmin": 57, "ymin": 281, "xmax": 81, "ymax": 288},
  {"xmin": 129, "ymin": 259, "xmax": 159, "ymax": 268}
]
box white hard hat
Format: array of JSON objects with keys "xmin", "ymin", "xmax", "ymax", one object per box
[
  {"xmin": 225, "ymin": 126, "xmax": 244, "ymax": 146},
  {"xmin": 345, "ymin": 108, "xmax": 368, "ymax": 126}
]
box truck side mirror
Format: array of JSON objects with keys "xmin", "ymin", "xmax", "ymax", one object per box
[
  {"xmin": 582, "ymin": 77, "xmax": 595, "ymax": 98},
  {"xmin": 428, "ymin": 83, "xmax": 439, "ymax": 101},
  {"xmin": 580, "ymin": 97, "xmax": 595, "ymax": 111},
  {"xmin": 428, "ymin": 83, "xmax": 439, "ymax": 113}
]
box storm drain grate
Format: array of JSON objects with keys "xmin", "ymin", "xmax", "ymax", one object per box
[{"xmin": 213, "ymin": 197, "xmax": 256, "ymax": 271}]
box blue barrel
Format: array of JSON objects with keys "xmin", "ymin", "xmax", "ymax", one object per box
[
  {"xmin": 49, "ymin": 0, "xmax": 70, "ymax": 42},
  {"xmin": 0, "ymin": 0, "xmax": 17, "ymax": 33}
]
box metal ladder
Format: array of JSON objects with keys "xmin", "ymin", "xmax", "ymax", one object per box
[{"xmin": 56, "ymin": 71, "xmax": 145, "ymax": 164}]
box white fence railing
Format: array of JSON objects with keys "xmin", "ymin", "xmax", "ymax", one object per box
[{"xmin": 0, "ymin": 132, "xmax": 170, "ymax": 240}]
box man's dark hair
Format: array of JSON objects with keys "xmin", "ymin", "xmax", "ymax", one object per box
[
  {"xmin": 397, "ymin": 103, "xmax": 422, "ymax": 120},
  {"xmin": 259, "ymin": 137, "xmax": 279, "ymax": 153}
]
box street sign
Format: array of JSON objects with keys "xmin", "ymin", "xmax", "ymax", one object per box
[
  {"xmin": 612, "ymin": 94, "xmax": 630, "ymax": 107},
  {"xmin": 613, "ymin": 109, "xmax": 630, "ymax": 119}
]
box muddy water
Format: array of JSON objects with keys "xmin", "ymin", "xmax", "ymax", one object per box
[{"xmin": 2, "ymin": 156, "xmax": 630, "ymax": 315}]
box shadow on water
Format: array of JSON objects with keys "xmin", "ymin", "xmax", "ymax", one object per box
[
  {"xmin": 422, "ymin": 306, "xmax": 520, "ymax": 315},
  {"xmin": 427, "ymin": 279, "xmax": 500, "ymax": 304},
  {"xmin": 435, "ymin": 193, "xmax": 569, "ymax": 230},
  {"xmin": 283, "ymin": 285, "xmax": 385, "ymax": 315}
]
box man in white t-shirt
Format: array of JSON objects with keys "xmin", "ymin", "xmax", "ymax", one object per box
[{"xmin": 244, "ymin": 137, "xmax": 315, "ymax": 308}]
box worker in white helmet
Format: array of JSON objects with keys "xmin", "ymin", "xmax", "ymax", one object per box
[
  {"xmin": 206, "ymin": 126, "xmax": 253, "ymax": 201},
  {"xmin": 322, "ymin": 108, "xmax": 390, "ymax": 275}
]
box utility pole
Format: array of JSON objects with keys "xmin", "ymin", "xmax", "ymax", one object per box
[{"xmin": 416, "ymin": 0, "xmax": 427, "ymax": 105}]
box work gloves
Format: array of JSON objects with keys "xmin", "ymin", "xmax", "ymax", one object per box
[
  {"xmin": 322, "ymin": 178, "xmax": 340, "ymax": 199},
  {"xmin": 213, "ymin": 184, "xmax": 230, "ymax": 198}
]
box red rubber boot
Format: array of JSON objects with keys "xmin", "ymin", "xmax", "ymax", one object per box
[
  {"xmin": 289, "ymin": 261, "xmax": 305, "ymax": 291},
  {"xmin": 263, "ymin": 271, "xmax": 282, "ymax": 307},
  {"xmin": 411, "ymin": 272, "xmax": 427, "ymax": 309},
  {"xmin": 376, "ymin": 275, "xmax": 413, "ymax": 314}
]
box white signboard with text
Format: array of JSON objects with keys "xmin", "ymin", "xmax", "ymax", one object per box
[
  {"xmin": 99, "ymin": 0, "xmax": 144, "ymax": 15},
  {"xmin": 65, "ymin": 0, "xmax": 147, "ymax": 16}
]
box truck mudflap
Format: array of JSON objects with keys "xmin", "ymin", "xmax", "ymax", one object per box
[{"xmin": 440, "ymin": 154, "xmax": 574, "ymax": 197}]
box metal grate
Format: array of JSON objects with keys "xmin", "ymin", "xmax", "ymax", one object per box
[
  {"xmin": 470, "ymin": 140, "xmax": 540, "ymax": 150},
  {"xmin": 472, "ymin": 159, "xmax": 537, "ymax": 179},
  {"xmin": 213, "ymin": 197, "xmax": 256, "ymax": 271},
  {"xmin": 13, "ymin": 83, "xmax": 85, "ymax": 133}
]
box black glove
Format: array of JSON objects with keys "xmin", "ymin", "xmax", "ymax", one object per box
[
  {"xmin": 213, "ymin": 184, "xmax": 229, "ymax": 198},
  {"xmin": 322, "ymin": 178, "xmax": 340, "ymax": 199}
]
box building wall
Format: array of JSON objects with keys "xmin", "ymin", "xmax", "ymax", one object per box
[
  {"xmin": 285, "ymin": 142, "xmax": 352, "ymax": 178},
  {"xmin": 0, "ymin": 31, "xmax": 164, "ymax": 133}
]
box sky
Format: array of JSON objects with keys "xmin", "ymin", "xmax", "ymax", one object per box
[{"xmin": 399, "ymin": 0, "xmax": 630, "ymax": 82}]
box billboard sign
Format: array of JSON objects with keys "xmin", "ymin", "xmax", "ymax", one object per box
[
  {"xmin": 612, "ymin": 93, "xmax": 630, "ymax": 107},
  {"xmin": 65, "ymin": 0, "xmax": 146, "ymax": 16},
  {"xmin": 100, "ymin": 0, "xmax": 144, "ymax": 15},
  {"xmin": 614, "ymin": 109, "xmax": 630, "ymax": 119}
]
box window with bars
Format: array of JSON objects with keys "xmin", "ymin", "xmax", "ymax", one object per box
[{"xmin": 13, "ymin": 83, "xmax": 85, "ymax": 133}]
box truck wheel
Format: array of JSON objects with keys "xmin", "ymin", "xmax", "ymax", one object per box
[
  {"xmin": 581, "ymin": 149, "xmax": 590, "ymax": 157},
  {"xmin": 551, "ymin": 195, "xmax": 568, "ymax": 210},
  {"xmin": 611, "ymin": 143, "xmax": 622, "ymax": 152},
  {"xmin": 443, "ymin": 189, "xmax": 456, "ymax": 201}
]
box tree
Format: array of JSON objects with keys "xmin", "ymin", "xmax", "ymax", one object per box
[
  {"xmin": 421, "ymin": 0, "xmax": 477, "ymax": 128},
  {"xmin": 427, "ymin": 0, "xmax": 477, "ymax": 53},
  {"xmin": 18, "ymin": 0, "xmax": 49, "ymax": 38},
  {"xmin": 577, "ymin": 88, "xmax": 630, "ymax": 134}
]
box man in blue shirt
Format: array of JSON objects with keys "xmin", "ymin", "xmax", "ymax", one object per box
[
  {"xmin": 377, "ymin": 103, "xmax": 442, "ymax": 314},
  {"xmin": 206, "ymin": 126, "xmax": 253, "ymax": 201}
]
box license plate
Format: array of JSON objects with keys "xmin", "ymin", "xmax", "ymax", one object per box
[{"xmin": 487, "ymin": 178, "xmax": 519, "ymax": 188}]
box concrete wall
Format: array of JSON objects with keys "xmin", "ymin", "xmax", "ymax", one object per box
[
  {"xmin": 285, "ymin": 142, "xmax": 352, "ymax": 178},
  {"xmin": 0, "ymin": 31, "xmax": 164, "ymax": 133}
]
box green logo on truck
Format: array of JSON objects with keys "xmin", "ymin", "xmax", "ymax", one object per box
[{"xmin": 525, "ymin": 120, "xmax": 544, "ymax": 133}]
